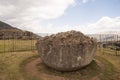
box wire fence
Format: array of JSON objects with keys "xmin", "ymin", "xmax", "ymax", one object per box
[
  {"xmin": 90, "ymin": 34, "xmax": 120, "ymax": 56},
  {"xmin": 0, "ymin": 34, "xmax": 120, "ymax": 56},
  {"xmin": 0, "ymin": 35, "xmax": 37, "ymax": 53}
]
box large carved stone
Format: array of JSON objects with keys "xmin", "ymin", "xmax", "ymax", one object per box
[{"xmin": 36, "ymin": 30, "xmax": 97, "ymax": 71}]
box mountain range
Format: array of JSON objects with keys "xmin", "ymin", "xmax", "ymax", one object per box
[
  {"xmin": 0, "ymin": 20, "xmax": 119, "ymax": 41},
  {"xmin": 0, "ymin": 21, "xmax": 38, "ymax": 39}
]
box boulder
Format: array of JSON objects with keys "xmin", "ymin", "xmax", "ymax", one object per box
[{"xmin": 36, "ymin": 30, "xmax": 97, "ymax": 71}]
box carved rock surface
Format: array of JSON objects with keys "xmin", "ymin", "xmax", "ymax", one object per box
[{"xmin": 36, "ymin": 30, "xmax": 97, "ymax": 71}]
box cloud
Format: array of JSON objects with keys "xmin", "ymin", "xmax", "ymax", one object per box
[
  {"xmin": 81, "ymin": 0, "xmax": 95, "ymax": 3},
  {"xmin": 0, "ymin": 0, "xmax": 119, "ymax": 34},
  {"xmin": 29, "ymin": 16, "xmax": 120, "ymax": 34},
  {"xmin": 84, "ymin": 17, "xmax": 120, "ymax": 33},
  {"xmin": 75, "ymin": 16, "xmax": 120, "ymax": 34},
  {"xmin": 0, "ymin": 0, "xmax": 75, "ymax": 24}
]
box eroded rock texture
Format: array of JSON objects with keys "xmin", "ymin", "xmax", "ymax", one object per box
[{"xmin": 36, "ymin": 30, "xmax": 97, "ymax": 71}]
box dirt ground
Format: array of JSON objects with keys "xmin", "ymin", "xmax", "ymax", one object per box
[
  {"xmin": 25, "ymin": 58, "xmax": 71, "ymax": 80},
  {"xmin": 24, "ymin": 57, "xmax": 105, "ymax": 80}
]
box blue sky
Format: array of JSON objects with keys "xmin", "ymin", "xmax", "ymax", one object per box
[
  {"xmin": 44, "ymin": 0, "xmax": 120, "ymax": 26},
  {"xmin": 0, "ymin": 0, "xmax": 120, "ymax": 34}
]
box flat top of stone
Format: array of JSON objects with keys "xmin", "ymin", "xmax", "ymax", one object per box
[{"xmin": 38, "ymin": 30, "xmax": 96, "ymax": 45}]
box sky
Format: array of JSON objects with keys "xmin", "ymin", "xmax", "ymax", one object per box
[{"xmin": 0, "ymin": 0, "xmax": 120, "ymax": 34}]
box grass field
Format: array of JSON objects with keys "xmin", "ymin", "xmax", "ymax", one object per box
[
  {"xmin": 0, "ymin": 40, "xmax": 120, "ymax": 80},
  {"xmin": 36, "ymin": 51, "xmax": 120, "ymax": 80},
  {"xmin": 0, "ymin": 51, "xmax": 39, "ymax": 80},
  {"xmin": 97, "ymin": 48, "xmax": 120, "ymax": 72},
  {"xmin": 0, "ymin": 40, "xmax": 37, "ymax": 53},
  {"xmin": 0, "ymin": 50, "xmax": 120, "ymax": 80}
]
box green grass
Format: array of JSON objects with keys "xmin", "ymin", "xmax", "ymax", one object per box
[
  {"xmin": 0, "ymin": 51, "xmax": 38, "ymax": 80},
  {"xmin": 96, "ymin": 49, "xmax": 120, "ymax": 80},
  {"xmin": 97, "ymin": 48, "xmax": 120, "ymax": 71},
  {"xmin": 0, "ymin": 44, "xmax": 120, "ymax": 80},
  {"xmin": 0, "ymin": 40, "xmax": 37, "ymax": 53},
  {"xmin": 95, "ymin": 56, "xmax": 116, "ymax": 80}
]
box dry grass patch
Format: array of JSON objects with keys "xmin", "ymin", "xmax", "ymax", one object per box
[{"xmin": 0, "ymin": 51, "xmax": 38, "ymax": 80}]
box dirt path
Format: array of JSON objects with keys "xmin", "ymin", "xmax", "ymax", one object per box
[
  {"xmin": 24, "ymin": 58, "xmax": 70, "ymax": 80},
  {"xmin": 24, "ymin": 57, "xmax": 105, "ymax": 80}
]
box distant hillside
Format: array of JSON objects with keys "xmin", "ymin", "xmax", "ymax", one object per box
[
  {"xmin": 0, "ymin": 21, "xmax": 19, "ymax": 30},
  {"xmin": 0, "ymin": 21, "xmax": 39, "ymax": 39}
]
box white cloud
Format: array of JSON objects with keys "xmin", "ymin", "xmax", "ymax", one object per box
[
  {"xmin": 28, "ymin": 16, "xmax": 120, "ymax": 34},
  {"xmin": 0, "ymin": 0, "xmax": 119, "ymax": 34},
  {"xmin": 75, "ymin": 16, "xmax": 120, "ymax": 34},
  {"xmin": 0, "ymin": 5, "xmax": 15, "ymax": 16},
  {"xmin": 0, "ymin": 0, "xmax": 75, "ymax": 24}
]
